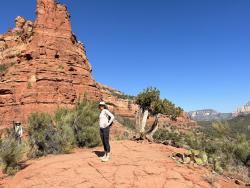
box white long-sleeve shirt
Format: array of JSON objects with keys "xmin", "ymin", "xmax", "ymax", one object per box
[
  {"xmin": 15, "ymin": 125, "xmax": 23, "ymax": 137},
  {"xmin": 99, "ymin": 109, "xmax": 115, "ymax": 128}
]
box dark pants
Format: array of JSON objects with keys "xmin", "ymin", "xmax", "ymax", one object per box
[
  {"xmin": 15, "ymin": 135, "xmax": 22, "ymax": 145},
  {"xmin": 100, "ymin": 126, "xmax": 110, "ymax": 153}
]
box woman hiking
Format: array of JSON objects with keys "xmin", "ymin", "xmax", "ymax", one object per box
[{"xmin": 99, "ymin": 101, "xmax": 114, "ymax": 162}]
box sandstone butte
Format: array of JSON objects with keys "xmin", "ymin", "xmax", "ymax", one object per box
[{"xmin": 0, "ymin": 0, "xmax": 192, "ymax": 129}]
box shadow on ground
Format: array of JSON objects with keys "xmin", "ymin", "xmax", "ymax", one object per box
[{"xmin": 92, "ymin": 151, "xmax": 105, "ymax": 157}]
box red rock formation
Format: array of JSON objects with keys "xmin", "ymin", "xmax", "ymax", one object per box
[
  {"xmin": 0, "ymin": 0, "xmax": 101, "ymax": 127},
  {"xmin": 98, "ymin": 83, "xmax": 138, "ymax": 118},
  {"xmin": 0, "ymin": 0, "xmax": 193, "ymax": 128}
]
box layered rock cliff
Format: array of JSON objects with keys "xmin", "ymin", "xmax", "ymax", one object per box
[
  {"xmin": 97, "ymin": 83, "xmax": 138, "ymax": 118},
  {"xmin": 0, "ymin": 0, "xmax": 101, "ymax": 127},
  {"xmin": 236, "ymin": 102, "xmax": 250, "ymax": 115},
  {"xmin": 0, "ymin": 0, "xmax": 192, "ymax": 128}
]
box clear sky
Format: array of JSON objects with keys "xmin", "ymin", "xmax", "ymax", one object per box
[{"xmin": 0, "ymin": 0, "xmax": 250, "ymax": 113}]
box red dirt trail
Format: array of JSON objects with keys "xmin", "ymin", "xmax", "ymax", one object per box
[{"xmin": 0, "ymin": 141, "xmax": 245, "ymax": 188}]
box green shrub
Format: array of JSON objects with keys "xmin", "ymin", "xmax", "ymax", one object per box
[
  {"xmin": 234, "ymin": 141, "xmax": 250, "ymax": 164},
  {"xmin": 115, "ymin": 131, "xmax": 130, "ymax": 140},
  {"xmin": 76, "ymin": 126, "xmax": 100, "ymax": 147},
  {"xmin": 55, "ymin": 100, "xmax": 101, "ymax": 148},
  {"xmin": 55, "ymin": 109, "xmax": 77, "ymax": 152},
  {"xmin": 0, "ymin": 64, "xmax": 8, "ymax": 73},
  {"xmin": 58, "ymin": 125, "xmax": 76, "ymax": 153},
  {"xmin": 212, "ymin": 121, "xmax": 230, "ymax": 137},
  {"xmin": 153, "ymin": 128, "xmax": 169, "ymax": 141},
  {"xmin": 0, "ymin": 63, "xmax": 16, "ymax": 73},
  {"xmin": 71, "ymin": 100, "xmax": 101, "ymax": 147},
  {"xmin": 116, "ymin": 115, "xmax": 136, "ymax": 130},
  {"xmin": 227, "ymin": 165, "xmax": 250, "ymax": 183},
  {"xmin": 154, "ymin": 128, "xmax": 181, "ymax": 142},
  {"xmin": 28, "ymin": 112, "xmax": 62, "ymax": 157},
  {"xmin": 16, "ymin": 30, "xmax": 24, "ymax": 36},
  {"xmin": 184, "ymin": 132, "xmax": 207, "ymax": 151},
  {"xmin": 104, "ymin": 87, "xmax": 135, "ymax": 100},
  {"xmin": 28, "ymin": 112, "xmax": 78, "ymax": 157},
  {"xmin": 27, "ymin": 82, "xmax": 32, "ymax": 89},
  {"xmin": 0, "ymin": 137, "xmax": 25, "ymax": 175},
  {"xmin": 154, "ymin": 123, "xmax": 250, "ymax": 182},
  {"xmin": 58, "ymin": 64, "xmax": 64, "ymax": 70},
  {"xmin": 28, "ymin": 100, "xmax": 102, "ymax": 157},
  {"xmin": 54, "ymin": 107, "xmax": 70, "ymax": 123}
]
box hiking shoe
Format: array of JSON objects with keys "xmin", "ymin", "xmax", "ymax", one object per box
[
  {"xmin": 100, "ymin": 152, "xmax": 107, "ymax": 160},
  {"xmin": 101, "ymin": 155, "xmax": 110, "ymax": 162}
]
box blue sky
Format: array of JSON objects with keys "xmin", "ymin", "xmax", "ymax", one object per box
[{"xmin": 0, "ymin": 0, "xmax": 250, "ymax": 112}]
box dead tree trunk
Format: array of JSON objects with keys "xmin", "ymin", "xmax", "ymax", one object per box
[
  {"xmin": 140, "ymin": 109, "xmax": 149, "ymax": 133},
  {"xmin": 145, "ymin": 114, "xmax": 160, "ymax": 142},
  {"xmin": 136, "ymin": 108, "xmax": 142, "ymax": 131}
]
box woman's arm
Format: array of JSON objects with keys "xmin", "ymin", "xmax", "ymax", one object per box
[
  {"xmin": 106, "ymin": 110, "xmax": 115, "ymax": 126},
  {"xmin": 20, "ymin": 126, "xmax": 23, "ymax": 137}
]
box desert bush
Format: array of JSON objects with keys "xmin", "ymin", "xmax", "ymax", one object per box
[
  {"xmin": 0, "ymin": 137, "xmax": 25, "ymax": 175},
  {"xmin": 0, "ymin": 64, "xmax": 8, "ymax": 73},
  {"xmin": 115, "ymin": 115, "xmax": 136, "ymax": 130},
  {"xmin": 115, "ymin": 131, "xmax": 130, "ymax": 140},
  {"xmin": 234, "ymin": 134, "xmax": 250, "ymax": 165},
  {"xmin": 70, "ymin": 100, "xmax": 101, "ymax": 147},
  {"xmin": 27, "ymin": 82, "xmax": 32, "ymax": 89},
  {"xmin": 0, "ymin": 63, "xmax": 16, "ymax": 73},
  {"xmin": 58, "ymin": 125, "xmax": 76, "ymax": 153},
  {"xmin": 76, "ymin": 126, "xmax": 100, "ymax": 147},
  {"xmin": 226, "ymin": 165, "xmax": 250, "ymax": 183},
  {"xmin": 154, "ymin": 122, "xmax": 250, "ymax": 182},
  {"xmin": 54, "ymin": 107, "xmax": 70, "ymax": 124},
  {"xmin": 55, "ymin": 99, "xmax": 101, "ymax": 148},
  {"xmin": 154, "ymin": 128, "xmax": 180, "ymax": 142},
  {"xmin": 28, "ymin": 112, "xmax": 77, "ymax": 157},
  {"xmin": 212, "ymin": 121, "xmax": 230, "ymax": 137},
  {"xmin": 0, "ymin": 99, "xmax": 104, "ymax": 175},
  {"xmin": 28, "ymin": 100, "xmax": 102, "ymax": 157},
  {"xmin": 153, "ymin": 128, "xmax": 190, "ymax": 148},
  {"xmin": 28, "ymin": 112, "xmax": 62, "ymax": 157},
  {"xmin": 105, "ymin": 87, "xmax": 135, "ymax": 100}
]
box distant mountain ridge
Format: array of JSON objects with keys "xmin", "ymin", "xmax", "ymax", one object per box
[
  {"xmin": 189, "ymin": 101, "xmax": 250, "ymax": 121},
  {"xmin": 189, "ymin": 109, "xmax": 233, "ymax": 121}
]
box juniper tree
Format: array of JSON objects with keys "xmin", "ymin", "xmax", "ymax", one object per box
[
  {"xmin": 135, "ymin": 87, "xmax": 160, "ymax": 133},
  {"xmin": 136, "ymin": 87, "xmax": 183, "ymax": 140}
]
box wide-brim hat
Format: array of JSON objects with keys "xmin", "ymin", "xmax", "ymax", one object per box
[{"xmin": 99, "ymin": 101, "xmax": 106, "ymax": 106}]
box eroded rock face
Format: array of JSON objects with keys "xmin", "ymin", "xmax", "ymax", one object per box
[
  {"xmin": 0, "ymin": 0, "xmax": 193, "ymax": 128},
  {"xmin": 236, "ymin": 102, "xmax": 250, "ymax": 115},
  {"xmin": 0, "ymin": 0, "xmax": 101, "ymax": 127},
  {"xmin": 98, "ymin": 83, "xmax": 138, "ymax": 118}
]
